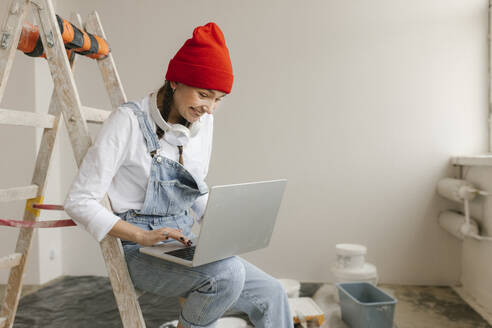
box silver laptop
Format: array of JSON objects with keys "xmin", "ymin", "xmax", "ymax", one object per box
[{"xmin": 139, "ymin": 179, "xmax": 287, "ymax": 267}]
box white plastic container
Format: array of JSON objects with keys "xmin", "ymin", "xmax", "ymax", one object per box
[
  {"xmin": 332, "ymin": 244, "xmax": 378, "ymax": 286},
  {"xmin": 332, "ymin": 263, "xmax": 378, "ymax": 285},
  {"xmin": 160, "ymin": 318, "xmax": 253, "ymax": 328},
  {"xmin": 278, "ymin": 278, "xmax": 301, "ymax": 298},
  {"xmin": 335, "ymin": 244, "xmax": 367, "ymax": 270},
  {"xmin": 216, "ymin": 317, "xmax": 252, "ymax": 328}
]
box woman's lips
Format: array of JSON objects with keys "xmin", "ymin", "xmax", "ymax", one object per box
[{"xmin": 190, "ymin": 107, "xmax": 201, "ymax": 118}]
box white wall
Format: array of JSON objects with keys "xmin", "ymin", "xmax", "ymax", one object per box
[{"xmin": 43, "ymin": 0, "xmax": 489, "ymax": 284}]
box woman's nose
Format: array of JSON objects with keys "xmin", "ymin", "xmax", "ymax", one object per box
[{"xmin": 200, "ymin": 103, "xmax": 214, "ymax": 114}]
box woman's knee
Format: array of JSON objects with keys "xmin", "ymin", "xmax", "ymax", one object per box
[
  {"xmin": 180, "ymin": 257, "xmax": 246, "ymax": 326},
  {"xmin": 270, "ymin": 278, "xmax": 288, "ymax": 299},
  {"xmin": 214, "ymin": 256, "xmax": 246, "ymax": 299},
  {"xmin": 258, "ymin": 276, "xmax": 288, "ymax": 305}
]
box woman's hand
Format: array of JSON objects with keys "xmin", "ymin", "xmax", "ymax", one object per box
[
  {"xmin": 136, "ymin": 227, "xmax": 193, "ymax": 247},
  {"xmin": 109, "ymin": 220, "xmax": 193, "ymax": 247}
]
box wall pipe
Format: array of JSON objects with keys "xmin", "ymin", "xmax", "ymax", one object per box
[{"xmin": 437, "ymin": 178, "xmax": 492, "ymax": 241}]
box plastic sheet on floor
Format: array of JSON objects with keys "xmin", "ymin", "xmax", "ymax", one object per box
[
  {"xmin": 12, "ymin": 276, "xmax": 321, "ymax": 328},
  {"xmin": 14, "ymin": 276, "xmax": 183, "ymax": 328}
]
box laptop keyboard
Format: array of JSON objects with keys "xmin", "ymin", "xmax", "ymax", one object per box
[{"xmin": 165, "ymin": 246, "xmax": 196, "ymax": 261}]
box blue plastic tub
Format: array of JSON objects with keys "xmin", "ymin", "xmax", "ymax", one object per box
[{"xmin": 337, "ymin": 282, "xmax": 397, "ymax": 328}]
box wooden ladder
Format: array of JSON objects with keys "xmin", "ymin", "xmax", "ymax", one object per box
[{"xmin": 0, "ymin": 0, "xmax": 146, "ymax": 327}]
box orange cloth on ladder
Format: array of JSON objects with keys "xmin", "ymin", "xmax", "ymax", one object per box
[{"xmin": 17, "ymin": 15, "xmax": 110, "ymax": 59}]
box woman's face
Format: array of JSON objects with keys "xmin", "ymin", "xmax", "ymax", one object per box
[{"xmin": 170, "ymin": 81, "xmax": 226, "ymax": 124}]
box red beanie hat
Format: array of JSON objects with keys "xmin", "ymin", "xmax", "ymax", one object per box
[{"xmin": 165, "ymin": 22, "xmax": 233, "ymax": 94}]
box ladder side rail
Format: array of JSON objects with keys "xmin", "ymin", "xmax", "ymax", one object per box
[
  {"xmin": 85, "ymin": 11, "xmax": 127, "ymax": 108},
  {"xmin": 99, "ymin": 221, "xmax": 147, "ymax": 328},
  {"xmin": 0, "ymin": 0, "xmax": 29, "ymax": 103},
  {"xmin": 69, "ymin": 13, "xmax": 111, "ymax": 126},
  {"xmin": 85, "ymin": 11, "xmax": 146, "ymax": 328},
  {"xmin": 32, "ymin": 0, "xmax": 91, "ymax": 166}
]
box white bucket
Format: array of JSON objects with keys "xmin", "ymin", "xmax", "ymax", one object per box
[
  {"xmin": 332, "ymin": 263, "xmax": 378, "ymax": 285},
  {"xmin": 216, "ymin": 317, "xmax": 252, "ymax": 328},
  {"xmin": 278, "ymin": 278, "xmax": 301, "ymax": 298},
  {"xmin": 159, "ymin": 318, "xmax": 253, "ymax": 328}
]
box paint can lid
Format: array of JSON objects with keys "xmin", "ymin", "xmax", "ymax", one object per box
[{"xmin": 336, "ymin": 243, "xmax": 367, "ymax": 256}]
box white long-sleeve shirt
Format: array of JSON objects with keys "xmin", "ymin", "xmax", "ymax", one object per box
[{"xmin": 64, "ymin": 93, "xmax": 213, "ymax": 242}]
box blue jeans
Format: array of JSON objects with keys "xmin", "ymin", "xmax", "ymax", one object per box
[{"xmin": 123, "ymin": 244, "xmax": 293, "ymax": 328}]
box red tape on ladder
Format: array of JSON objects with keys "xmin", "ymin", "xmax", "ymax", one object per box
[
  {"xmin": 0, "ymin": 218, "xmax": 76, "ymax": 228},
  {"xmin": 1, "ymin": 203, "xmax": 75, "ymax": 228},
  {"xmin": 0, "ymin": 202, "xmax": 76, "ymax": 228},
  {"xmin": 31, "ymin": 204, "xmax": 65, "ymax": 211}
]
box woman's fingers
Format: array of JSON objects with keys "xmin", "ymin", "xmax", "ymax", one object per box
[
  {"xmin": 169, "ymin": 231, "xmax": 193, "ymax": 246},
  {"xmin": 157, "ymin": 228, "xmax": 192, "ymax": 246}
]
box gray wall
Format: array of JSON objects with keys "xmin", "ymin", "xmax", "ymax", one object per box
[{"xmin": 1, "ymin": 0, "xmax": 488, "ymax": 284}]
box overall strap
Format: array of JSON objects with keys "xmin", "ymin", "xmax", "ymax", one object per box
[{"xmin": 124, "ymin": 101, "xmax": 160, "ymax": 157}]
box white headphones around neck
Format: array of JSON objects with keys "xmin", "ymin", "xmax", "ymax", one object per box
[{"xmin": 149, "ymin": 91, "xmax": 203, "ymax": 146}]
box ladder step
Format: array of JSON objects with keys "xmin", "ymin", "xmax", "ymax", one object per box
[
  {"xmin": 0, "ymin": 185, "xmax": 38, "ymax": 202},
  {"xmin": 0, "ymin": 253, "xmax": 22, "ymax": 269},
  {"xmin": 83, "ymin": 106, "xmax": 110, "ymax": 123},
  {"xmin": 0, "ymin": 108, "xmax": 56, "ymax": 128},
  {"xmin": 0, "ymin": 316, "xmax": 6, "ymax": 327}
]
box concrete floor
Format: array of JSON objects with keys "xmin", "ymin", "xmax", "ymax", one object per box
[
  {"xmin": 0, "ymin": 281, "xmax": 491, "ymax": 327},
  {"xmin": 312, "ymin": 284, "xmax": 491, "ymax": 328}
]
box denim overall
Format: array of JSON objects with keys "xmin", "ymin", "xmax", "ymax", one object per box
[
  {"xmin": 116, "ymin": 102, "xmax": 294, "ymax": 328},
  {"xmin": 118, "ymin": 101, "xmax": 208, "ymax": 245}
]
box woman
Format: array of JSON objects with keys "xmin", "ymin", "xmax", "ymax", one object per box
[{"xmin": 64, "ymin": 22, "xmax": 294, "ymax": 328}]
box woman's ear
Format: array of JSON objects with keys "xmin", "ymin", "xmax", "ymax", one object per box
[{"xmin": 170, "ymin": 81, "xmax": 178, "ymax": 90}]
